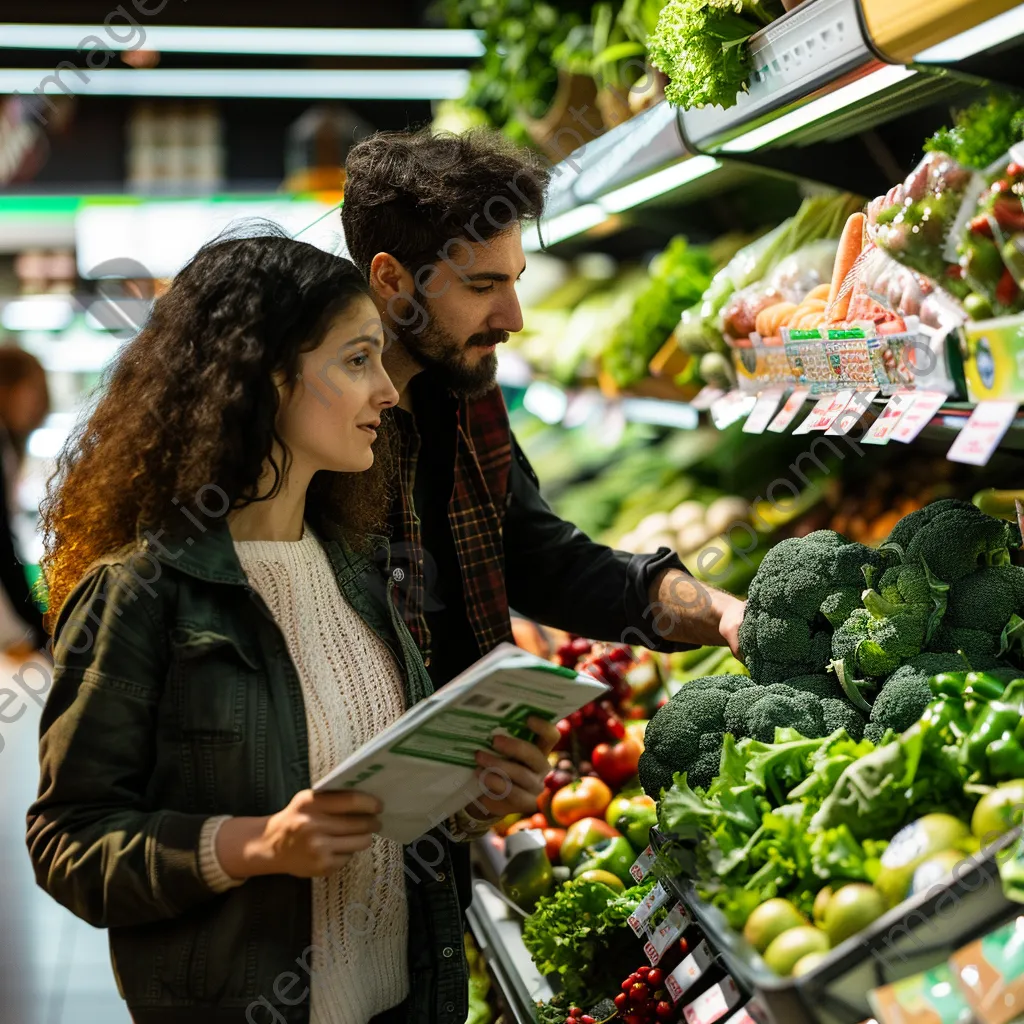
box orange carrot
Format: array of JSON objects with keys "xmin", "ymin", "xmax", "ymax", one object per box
[{"xmin": 827, "ymin": 212, "xmax": 866, "ymax": 322}]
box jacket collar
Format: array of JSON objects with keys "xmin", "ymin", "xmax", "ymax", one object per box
[{"xmin": 140, "ymin": 521, "xmax": 390, "ymax": 586}]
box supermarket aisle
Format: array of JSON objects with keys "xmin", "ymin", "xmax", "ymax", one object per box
[{"xmin": 0, "ymin": 652, "xmax": 131, "ymax": 1024}]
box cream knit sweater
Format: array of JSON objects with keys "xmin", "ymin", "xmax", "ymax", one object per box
[{"xmin": 198, "ymin": 526, "xmax": 410, "ymax": 1024}]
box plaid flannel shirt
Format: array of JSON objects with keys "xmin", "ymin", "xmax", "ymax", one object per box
[{"xmin": 391, "ymin": 383, "xmax": 515, "ymax": 665}]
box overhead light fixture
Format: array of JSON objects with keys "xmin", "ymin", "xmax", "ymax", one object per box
[
  {"xmin": 0, "ymin": 24, "xmax": 485, "ymax": 59},
  {"xmin": 915, "ymin": 5, "xmax": 1024, "ymax": 62},
  {"xmin": 0, "ymin": 67, "xmax": 470, "ymax": 100},
  {"xmin": 523, "ymin": 204, "xmax": 608, "ymax": 252},
  {"xmin": 620, "ymin": 397, "xmax": 699, "ymax": 430},
  {"xmin": 1, "ymin": 296, "xmax": 74, "ymax": 332},
  {"xmin": 717, "ymin": 64, "xmax": 917, "ymax": 153},
  {"xmin": 601, "ymin": 156, "xmax": 721, "ymax": 213}
]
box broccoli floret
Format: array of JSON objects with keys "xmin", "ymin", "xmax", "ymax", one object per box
[
  {"xmin": 943, "ymin": 564, "xmax": 1024, "ymax": 644},
  {"xmin": 821, "ymin": 697, "xmax": 865, "ymax": 739},
  {"xmin": 866, "ymin": 653, "xmax": 976, "ymax": 738},
  {"xmin": 830, "ymin": 593, "xmax": 929, "ymax": 679},
  {"xmin": 638, "ymin": 674, "xmax": 752, "ymax": 798},
  {"xmin": 884, "ymin": 499, "xmax": 980, "ymax": 554},
  {"xmin": 724, "ymin": 683, "xmax": 825, "ymax": 743},
  {"xmin": 739, "ymin": 531, "xmax": 890, "ymax": 684},
  {"xmin": 783, "ymin": 674, "xmax": 843, "ymax": 699},
  {"xmin": 904, "ymin": 505, "xmax": 1021, "ymax": 583},
  {"xmin": 931, "ymin": 625, "xmax": 1001, "ymax": 666}
]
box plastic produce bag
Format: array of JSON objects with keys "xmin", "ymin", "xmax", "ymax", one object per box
[
  {"xmin": 867, "ymin": 151, "xmax": 975, "ymax": 295},
  {"xmin": 954, "ymin": 147, "xmax": 1024, "ymax": 318}
]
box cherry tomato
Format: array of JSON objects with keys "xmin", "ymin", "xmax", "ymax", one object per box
[
  {"xmin": 656, "ymin": 1001, "xmax": 675, "ymax": 1021},
  {"xmin": 614, "ymin": 992, "xmax": 628, "ymax": 1010},
  {"xmin": 568, "ymin": 1009, "xmax": 582, "ymax": 1018},
  {"xmin": 647, "ymin": 968, "xmax": 663, "ymax": 987},
  {"xmin": 637, "ymin": 966, "xmax": 650, "ymax": 977},
  {"xmin": 630, "ymin": 982, "xmax": 649, "ymax": 1004}
]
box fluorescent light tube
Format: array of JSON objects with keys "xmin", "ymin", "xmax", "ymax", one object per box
[
  {"xmin": 717, "ymin": 64, "xmax": 916, "ymax": 153},
  {"xmin": 0, "ymin": 24, "xmax": 484, "ymax": 59},
  {"xmin": 0, "ymin": 68, "xmax": 470, "ymax": 100},
  {"xmin": 601, "ymin": 156, "xmax": 721, "ymax": 213},
  {"xmin": 530, "ymin": 204, "xmax": 608, "ymax": 249},
  {"xmin": 915, "ymin": 5, "xmax": 1024, "ymax": 62},
  {"xmin": 620, "ymin": 397, "xmax": 699, "ymax": 430}
]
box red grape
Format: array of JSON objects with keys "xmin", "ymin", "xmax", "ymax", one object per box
[
  {"xmin": 608, "ymin": 647, "xmax": 632, "ymax": 664},
  {"xmin": 568, "ymin": 711, "xmax": 584, "ymax": 728},
  {"xmin": 607, "ymin": 718, "xmax": 627, "ymax": 740}
]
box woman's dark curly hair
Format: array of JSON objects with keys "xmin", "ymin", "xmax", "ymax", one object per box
[{"xmin": 40, "ymin": 227, "xmax": 393, "ymax": 625}]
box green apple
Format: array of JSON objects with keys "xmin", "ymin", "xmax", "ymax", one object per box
[
  {"xmin": 560, "ymin": 817, "xmax": 621, "ymax": 871},
  {"xmin": 572, "ymin": 835, "xmax": 637, "ymax": 886}
]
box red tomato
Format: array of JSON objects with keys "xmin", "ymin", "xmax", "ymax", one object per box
[
  {"xmin": 550, "ymin": 776, "xmax": 613, "ymax": 826},
  {"xmin": 591, "ymin": 736, "xmax": 642, "ymax": 789},
  {"xmin": 506, "ymin": 813, "xmax": 546, "ymax": 836},
  {"xmin": 542, "ymin": 827, "xmax": 567, "ymax": 864}
]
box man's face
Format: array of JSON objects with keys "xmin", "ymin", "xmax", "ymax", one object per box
[{"xmin": 390, "ymin": 227, "xmax": 526, "ymax": 398}]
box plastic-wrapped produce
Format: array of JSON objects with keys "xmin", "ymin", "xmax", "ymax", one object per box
[
  {"xmin": 955, "ymin": 150, "xmax": 1024, "ymax": 318},
  {"xmin": 867, "ymin": 151, "xmax": 975, "ymax": 294}
]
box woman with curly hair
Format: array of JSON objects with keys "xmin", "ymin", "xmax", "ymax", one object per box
[{"xmin": 25, "ymin": 230, "xmax": 555, "ymax": 1024}]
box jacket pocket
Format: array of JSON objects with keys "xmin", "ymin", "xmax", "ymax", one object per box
[{"xmin": 170, "ymin": 628, "xmax": 255, "ymax": 745}]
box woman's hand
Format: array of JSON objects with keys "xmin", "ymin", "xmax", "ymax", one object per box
[
  {"xmin": 471, "ymin": 716, "xmax": 561, "ymax": 818},
  {"xmin": 215, "ymin": 790, "xmax": 382, "ymax": 879}
]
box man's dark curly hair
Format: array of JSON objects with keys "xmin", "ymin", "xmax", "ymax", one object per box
[
  {"xmin": 341, "ymin": 128, "xmax": 550, "ymax": 280},
  {"xmin": 41, "ymin": 229, "xmax": 393, "ymax": 624}
]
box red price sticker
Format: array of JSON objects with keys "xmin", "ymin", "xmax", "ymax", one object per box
[
  {"xmin": 630, "ymin": 846, "xmax": 656, "ymax": 883},
  {"xmin": 891, "ymin": 390, "xmax": 947, "ymax": 443}
]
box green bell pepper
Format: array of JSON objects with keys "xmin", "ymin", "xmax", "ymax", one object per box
[{"xmin": 961, "ymin": 679, "xmax": 1024, "ymax": 782}]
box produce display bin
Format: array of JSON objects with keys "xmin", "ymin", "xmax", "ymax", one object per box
[{"xmin": 650, "ymin": 826, "xmax": 1024, "ymax": 1024}]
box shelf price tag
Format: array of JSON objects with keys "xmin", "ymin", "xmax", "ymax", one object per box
[
  {"xmin": 710, "ymin": 391, "xmax": 757, "ymax": 430},
  {"xmin": 742, "ymin": 386, "xmax": 788, "ymax": 434},
  {"xmin": 792, "ymin": 390, "xmax": 854, "ymax": 435},
  {"xmin": 826, "ymin": 389, "xmax": 878, "ymax": 436},
  {"xmin": 643, "ymin": 902, "xmax": 691, "ymax": 965},
  {"xmin": 691, "ymin": 385, "xmax": 726, "ymax": 411},
  {"xmin": 666, "ymin": 941, "xmax": 714, "ymax": 1004},
  {"xmin": 862, "ymin": 389, "xmax": 915, "ymax": 445},
  {"xmin": 766, "ymin": 387, "xmax": 809, "ymax": 432},
  {"xmin": 628, "ymin": 881, "xmax": 670, "ymax": 936},
  {"xmin": 891, "ymin": 390, "xmax": 948, "ymax": 443},
  {"xmin": 629, "ymin": 845, "xmax": 656, "ymax": 883},
  {"xmin": 947, "ymin": 400, "xmax": 1020, "ymax": 466}
]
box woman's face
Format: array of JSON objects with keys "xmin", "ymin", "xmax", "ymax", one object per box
[{"xmin": 277, "ymin": 296, "xmax": 398, "ymax": 475}]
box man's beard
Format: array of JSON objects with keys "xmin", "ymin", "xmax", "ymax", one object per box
[{"xmin": 393, "ymin": 303, "xmax": 508, "ymax": 399}]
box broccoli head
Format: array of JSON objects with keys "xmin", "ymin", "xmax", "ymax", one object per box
[
  {"xmin": 739, "ymin": 531, "xmax": 890, "ymax": 685},
  {"xmin": 821, "ymin": 697, "xmax": 866, "ymax": 739},
  {"xmin": 830, "ymin": 590, "xmax": 929, "ymax": 679},
  {"xmin": 864, "ymin": 652, "xmax": 989, "ymax": 743},
  {"xmin": 724, "ymin": 683, "xmax": 826, "ymax": 742},
  {"xmin": 939, "ymin": 564, "xmax": 1024, "ymax": 663},
  {"xmin": 782, "ymin": 674, "xmax": 844, "ymax": 699},
  {"xmin": 638, "ymin": 674, "xmax": 752, "ymax": 797},
  {"xmin": 903, "ymin": 504, "xmax": 1021, "ymax": 583}
]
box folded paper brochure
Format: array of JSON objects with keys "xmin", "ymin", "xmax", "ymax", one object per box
[{"xmin": 313, "ymin": 642, "xmax": 608, "ymax": 843}]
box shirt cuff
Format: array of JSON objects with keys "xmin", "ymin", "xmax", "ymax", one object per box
[
  {"xmin": 199, "ymin": 815, "xmax": 247, "ymax": 893},
  {"xmin": 622, "ymin": 547, "xmax": 702, "ymax": 654}
]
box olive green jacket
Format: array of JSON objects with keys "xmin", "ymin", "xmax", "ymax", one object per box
[{"xmin": 26, "ymin": 524, "xmax": 470, "ymax": 1024}]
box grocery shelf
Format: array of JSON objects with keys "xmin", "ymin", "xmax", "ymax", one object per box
[{"xmin": 465, "ymin": 880, "xmax": 554, "ymax": 1024}]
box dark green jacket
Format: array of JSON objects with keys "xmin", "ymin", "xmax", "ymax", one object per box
[{"xmin": 26, "ymin": 523, "xmax": 470, "ymax": 1024}]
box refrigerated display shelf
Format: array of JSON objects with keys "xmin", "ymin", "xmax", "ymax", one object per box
[
  {"xmin": 533, "ymin": 2, "xmax": 1024, "ymax": 246},
  {"xmin": 466, "ymin": 879, "xmax": 555, "ymax": 1024}
]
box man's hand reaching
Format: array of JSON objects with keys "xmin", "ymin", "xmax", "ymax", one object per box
[{"xmin": 649, "ymin": 568, "xmax": 746, "ymax": 657}]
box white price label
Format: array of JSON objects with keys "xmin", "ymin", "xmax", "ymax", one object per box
[
  {"xmin": 891, "ymin": 390, "xmax": 947, "ymax": 443},
  {"xmin": 629, "ymin": 846, "xmax": 656, "ymax": 883},
  {"xmin": 862, "ymin": 390, "xmax": 915, "ymax": 445},
  {"xmin": 691, "ymin": 385, "xmax": 725, "ymax": 411},
  {"xmin": 826, "ymin": 389, "xmax": 878, "ymax": 436},
  {"xmin": 742, "ymin": 386, "xmax": 788, "ymax": 434},
  {"xmin": 793, "ymin": 390, "xmax": 854, "ymax": 435},
  {"xmin": 628, "ymin": 881, "xmax": 670, "ymax": 936},
  {"xmin": 766, "ymin": 387, "xmax": 809, "ymax": 432},
  {"xmin": 644, "ymin": 903, "xmax": 690, "ymax": 965},
  {"xmin": 666, "ymin": 941, "xmax": 711, "ymax": 1004},
  {"xmin": 947, "ymin": 400, "xmax": 1020, "ymax": 466},
  {"xmin": 710, "ymin": 392, "xmax": 757, "ymax": 430}
]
